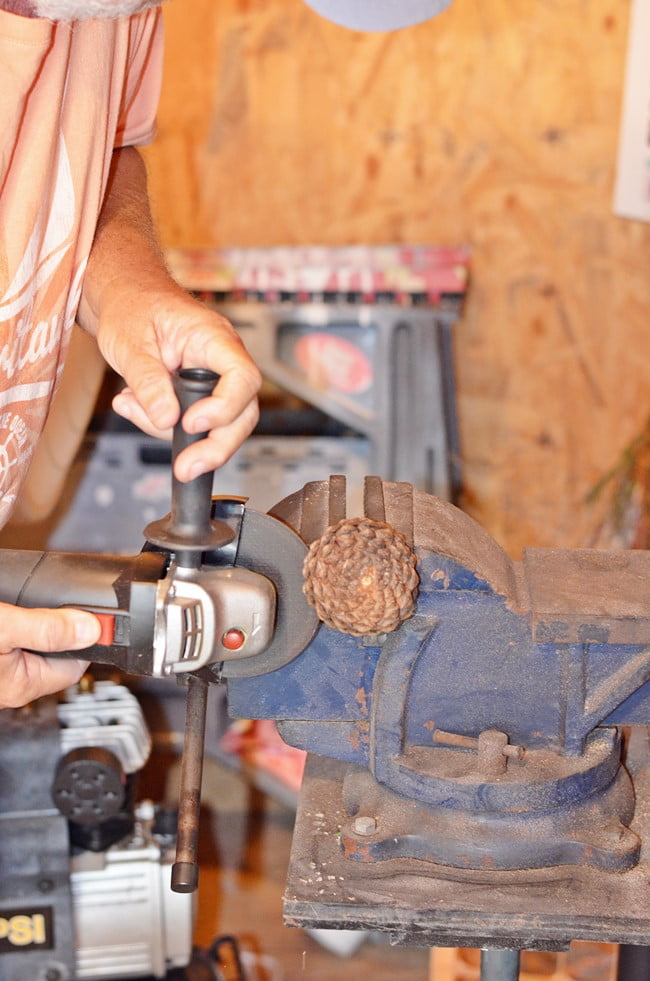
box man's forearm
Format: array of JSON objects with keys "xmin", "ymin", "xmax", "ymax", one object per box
[
  {"xmin": 77, "ymin": 146, "xmax": 175, "ymax": 334},
  {"xmin": 75, "ymin": 145, "xmax": 261, "ymax": 481}
]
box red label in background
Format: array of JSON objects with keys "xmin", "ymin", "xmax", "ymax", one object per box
[{"xmin": 294, "ymin": 334, "xmax": 373, "ymax": 395}]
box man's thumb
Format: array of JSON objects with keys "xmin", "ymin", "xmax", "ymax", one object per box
[{"xmin": 0, "ymin": 604, "xmax": 101, "ymax": 654}]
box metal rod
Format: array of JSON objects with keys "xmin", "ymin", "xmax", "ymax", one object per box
[
  {"xmin": 433, "ymin": 728, "xmax": 478, "ymax": 750},
  {"xmin": 480, "ymin": 948, "xmax": 521, "ymax": 981},
  {"xmin": 171, "ymin": 673, "xmax": 209, "ymax": 893},
  {"xmin": 617, "ymin": 945, "xmax": 650, "ymax": 981}
]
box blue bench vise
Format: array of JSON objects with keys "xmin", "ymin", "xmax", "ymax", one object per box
[
  {"xmin": 229, "ymin": 474, "xmax": 650, "ymax": 875},
  {"xmin": 227, "ymin": 475, "xmax": 650, "ymax": 951}
]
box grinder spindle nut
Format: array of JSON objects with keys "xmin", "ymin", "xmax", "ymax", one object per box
[{"xmin": 302, "ymin": 516, "xmax": 419, "ymax": 636}]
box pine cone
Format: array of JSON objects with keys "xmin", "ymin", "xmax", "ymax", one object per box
[{"xmin": 303, "ymin": 517, "xmax": 419, "ymax": 636}]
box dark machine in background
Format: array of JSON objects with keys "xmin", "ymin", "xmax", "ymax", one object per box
[
  {"xmin": 0, "ymin": 366, "xmax": 649, "ymax": 980},
  {"xmin": 0, "ymin": 681, "xmax": 193, "ymax": 981}
]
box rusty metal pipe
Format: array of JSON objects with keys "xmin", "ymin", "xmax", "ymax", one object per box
[
  {"xmin": 171, "ymin": 672, "xmax": 209, "ymax": 893},
  {"xmin": 480, "ymin": 948, "xmax": 521, "ymax": 981}
]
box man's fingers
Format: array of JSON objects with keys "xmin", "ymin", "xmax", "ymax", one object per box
[
  {"xmin": 115, "ymin": 352, "xmax": 180, "ymax": 432},
  {"xmin": 173, "ymin": 399, "xmax": 260, "ymax": 482},
  {"xmin": 0, "ymin": 651, "xmax": 89, "ymax": 710},
  {"xmin": 0, "ymin": 603, "xmax": 101, "ymax": 654},
  {"xmin": 112, "ymin": 388, "xmax": 173, "ymax": 440},
  {"xmin": 181, "ymin": 363, "xmax": 262, "ymax": 435},
  {"xmin": 0, "ymin": 604, "xmax": 99, "ymax": 708}
]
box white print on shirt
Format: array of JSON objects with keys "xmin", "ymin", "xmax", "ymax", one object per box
[
  {"xmin": 0, "ymin": 315, "xmax": 63, "ymax": 380},
  {"xmin": 0, "ymin": 139, "xmax": 74, "ymax": 322},
  {"xmin": 0, "ymin": 411, "xmax": 29, "ymax": 490},
  {"xmin": 0, "ymin": 133, "xmax": 84, "ymax": 525}
]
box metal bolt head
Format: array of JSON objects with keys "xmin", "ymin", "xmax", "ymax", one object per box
[{"xmin": 353, "ymin": 815, "xmax": 377, "ymax": 836}]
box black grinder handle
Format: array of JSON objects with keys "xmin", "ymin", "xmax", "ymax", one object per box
[{"xmin": 169, "ymin": 369, "xmax": 220, "ymax": 565}]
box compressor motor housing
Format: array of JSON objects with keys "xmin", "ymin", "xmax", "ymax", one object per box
[{"xmin": 0, "ymin": 681, "xmax": 193, "ymax": 981}]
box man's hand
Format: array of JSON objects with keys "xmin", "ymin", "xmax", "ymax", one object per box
[
  {"xmin": 0, "ymin": 604, "xmax": 101, "ymax": 710},
  {"xmin": 97, "ymin": 286, "xmax": 260, "ymax": 481},
  {"xmin": 78, "ymin": 147, "xmax": 261, "ymax": 480}
]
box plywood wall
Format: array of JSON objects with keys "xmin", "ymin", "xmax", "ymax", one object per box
[{"xmin": 142, "ymin": 0, "xmax": 650, "ymax": 556}]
